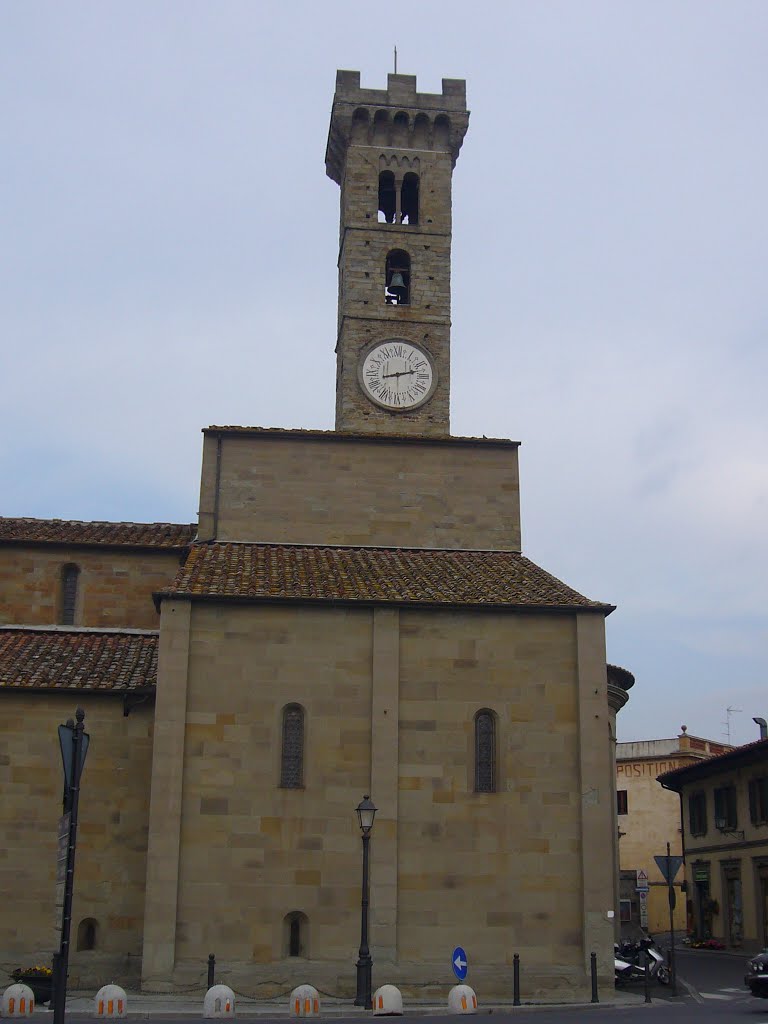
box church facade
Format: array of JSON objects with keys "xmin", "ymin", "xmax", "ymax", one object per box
[{"xmin": 0, "ymin": 71, "xmax": 630, "ymax": 1001}]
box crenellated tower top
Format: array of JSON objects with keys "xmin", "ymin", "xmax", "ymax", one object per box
[{"xmin": 325, "ymin": 71, "xmax": 469, "ymax": 186}]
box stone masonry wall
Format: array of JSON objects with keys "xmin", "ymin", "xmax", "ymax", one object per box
[
  {"xmin": 144, "ymin": 601, "xmax": 614, "ymax": 999},
  {"xmin": 395, "ymin": 610, "xmax": 584, "ymax": 992},
  {"xmin": 0, "ymin": 547, "xmax": 183, "ymax": 629},
  {"xmin": 197, "ymin": 432, "xmax": 521, "ymax": 551},
  {"xmin": 335, "ymin": 145, "xmax": 454, "ymax": 436},
  {"xmin": 171, "ymin": 603, "xmax": 373, "ymax": 984},
  {"xmin": 0, "ymin": 693, "xmax": 153, "ymax": 987}
]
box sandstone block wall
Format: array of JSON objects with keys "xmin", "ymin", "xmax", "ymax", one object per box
[
  {"xmin": 197, "ymin": 431, "xmax": 521, "ymax": 551},
  {"xmin": 0, "ymin": 547, "xmax": 182, "ymax": 629},
  {"xmin": 157, "ymin": 604, "xmax": 372, "ymax": 979},
  {"xmin": 395, "ymin": 610, "xmax": 582, "ymax": 969},
  {"xmin": 0, "ymin": 694, "xmax": 154, "ymax": 986},
  {"xmin": 143, "ymin": 600, "xmax": 614, "ymax": 999}
]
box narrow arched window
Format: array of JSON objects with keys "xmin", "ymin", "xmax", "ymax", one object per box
[
  {"xmin": 283, "ymin": 911, "xmax": 309, "ymax": 958},
  {"xmin": 61, "ymin": 564, "xmax": 80, "ymax": 625},
  {"xmin": 378, "ymin": 171, "xmax": 396, "ymax": 223},
  {"xmin": 384, "ymin": 249, "xmax": 411, "ymax": 305},
  {"xmin": 76, "ymin": 917, "xmax": 97, "ymax": 951},
  {"xmin": 280, "ymin": 704, "xmax": 304, "ymax": 788},
  {"xmin": 474, "ymin": 709, "xmax": 496, "ymax": 793},
  {"xmin": 401, "ymin": 173, "xmax": 419, "ymax": 225},
  {"xmin": 290, "ymin": 917, "xmax": 301, "ymax": 955}
]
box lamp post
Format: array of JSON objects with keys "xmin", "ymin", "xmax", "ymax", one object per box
[
  {"xmin": 354, "ymin": 795, "xmax": 377, "ymax": 1009},
  {"xmin": 53, "ymin": 708, "xmax": 89, "ymax": 1024}
]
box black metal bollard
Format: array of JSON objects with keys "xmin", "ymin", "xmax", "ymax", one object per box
[
  {"xmin": 643, "ymin": 949, "xmax": 651, "ymax": 1004},
  {"xmin": 51, "ymin": 952, "xmax": 62, "ymax": 1010},
  {"xmin": 590, "ymin": 952, "xmax": 598, "ymax": 1003},
  {"xmin": 207, "ymin": 953, "xmax": 216, "ymax": 989},
  {"xmin": 513, "ymin": 953, "xmax": 521, "ymax": 1006}
]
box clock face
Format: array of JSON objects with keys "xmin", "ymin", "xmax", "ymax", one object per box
[{"xmin": 359, "ymin": 340, "xmax": 436, "ymax": 411}]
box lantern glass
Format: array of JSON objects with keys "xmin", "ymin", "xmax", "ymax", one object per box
[{"xmin": 356, "ymin": 795, "xmax": 377, "ymax": 834}]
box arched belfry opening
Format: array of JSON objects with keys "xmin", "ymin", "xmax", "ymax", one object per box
[
  {"xmin": 378, "ymin": 171, "xmax": 396, "ymax": 223},
  {"xmin": 401, "ymin": 172, "xmax": 419, "ymax": 225},
  {"xmin": 385, "ymin": 250, "xmax": 410, "ymax": 305}
]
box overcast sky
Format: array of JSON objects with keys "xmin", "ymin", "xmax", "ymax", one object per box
[{"xmin": 2, "ymin": 1, "xmax": 766, "ymax": 746}]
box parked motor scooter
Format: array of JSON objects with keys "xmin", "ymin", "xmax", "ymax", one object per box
[{"xmin": 615, "ymin": 937, "xmax": 670, "ymax": 986}]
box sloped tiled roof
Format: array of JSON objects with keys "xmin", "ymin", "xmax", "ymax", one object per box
[
  {"xmin": 0, "ymin": 627, "xmax": 158, "ymax": 692},
  {"xmin": 0, "ymin": 517, "xmax": 197, "ymax": 549},
  {"xmin": 157, "ymin": 543, "xmax": 612, "ymax": 612},
  {"xmin": 658, "ymin": 738, "xmax": 768, "ymax": 789}
]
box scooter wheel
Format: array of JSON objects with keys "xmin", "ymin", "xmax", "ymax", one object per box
[{"xmin": 657, "ymin": 965, "xmax": 670, "ymax": 985}]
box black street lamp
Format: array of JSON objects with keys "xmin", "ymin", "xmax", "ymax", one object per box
[
  {"xmin": 354, "ymin": 794, "xmax": 377, "ymax": 1009},
  {"xmin": 53, "ymin": 708, "xmax": 89, "ymax": 1024}
]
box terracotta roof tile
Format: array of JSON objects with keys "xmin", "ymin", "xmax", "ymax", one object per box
[
  {"xmin": 0, "ymin": 517, "xmax": 197, "ymax": 549},
  {"xmin": 0, "ymin": 628, "xmax": 158, "ymax": 692},
  {"xmin": 159, "ymin": 543, "xmax": 612, "ymax": 611},
  {"xmin": 658, "ymin": 738, "xmax": 768, "ymax": 788}
]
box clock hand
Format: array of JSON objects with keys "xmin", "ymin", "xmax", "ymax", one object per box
[{"xmin": 382, "ymin": 369, "xmax": 416, "ymax": 379}]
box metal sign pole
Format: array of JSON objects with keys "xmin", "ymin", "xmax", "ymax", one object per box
[
  {"xmin": 667, "ymin": 842, "xmax": 678, "ymax": 997},
  {"xmin": 53, "ymin": 708, "xmax": 86, "ymax": 1024}
]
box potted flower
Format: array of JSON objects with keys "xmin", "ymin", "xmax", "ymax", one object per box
[{"xmin": 10, "ymin": 965, "xmax": 53, "ymax": 1003}]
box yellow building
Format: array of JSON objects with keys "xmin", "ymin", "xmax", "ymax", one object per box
[
  {"xmin": 659, "ymin": 737, "xmax": 768, "ymax": 950},
  {"xmin": 616, "ymin": 729, "xmax": 731, "ymax": 937}
]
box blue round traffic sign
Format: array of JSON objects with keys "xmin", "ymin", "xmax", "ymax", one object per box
[{"xmin": 452, "ymin": 946, "xmax": 468, "ymax": 981}]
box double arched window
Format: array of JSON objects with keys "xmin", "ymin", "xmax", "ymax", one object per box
[
  {"xmin": 378, "ymin": 171, "xmax": 419, "ymax": 226},
  {"xmin": 280, "ymin": 704, "xmax": 305, "ymax": 789},
  {"xmin": 474, "ymin": 709, "xmax": 497, "ymax": 793}
]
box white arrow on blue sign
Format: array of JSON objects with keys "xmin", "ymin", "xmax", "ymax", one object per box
[{"xmin": 452, "ymin": 947, "xmax": 468, "ymax": 981}]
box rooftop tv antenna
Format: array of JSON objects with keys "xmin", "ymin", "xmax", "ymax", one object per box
[
  {"xmin": 724, "ymin": 706, "xmax": 741, "ymax": 744},
  {"xmin": 394, "ymin": 46, "xmax": 397, "ymax": 73}
]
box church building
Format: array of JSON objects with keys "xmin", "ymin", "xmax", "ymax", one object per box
[{"xmin": 0, "ymin": 70, "xmax": 631, "ymax": 1001}]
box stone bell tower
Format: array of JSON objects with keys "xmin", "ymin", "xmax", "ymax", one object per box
[{"xmin": 326, "ymin": 71, "xmax": 469, "ymax": 436}]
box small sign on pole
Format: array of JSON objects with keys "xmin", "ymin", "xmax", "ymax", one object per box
[
  {"xmin": 452, "ymin": 947, "xmax": 468, "ymax": 981},
  {"xmin": 636, "ymin": 869, "xmax": 649, "ymax": 891},
  {"xmin": 654, "ymin": 854, "xmax": 683, "ymax": 885}
]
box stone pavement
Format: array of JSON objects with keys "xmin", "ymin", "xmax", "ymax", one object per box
[{"xmin": 35, "ymin": 988, "xmax": 648, "ymax": 1017}]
